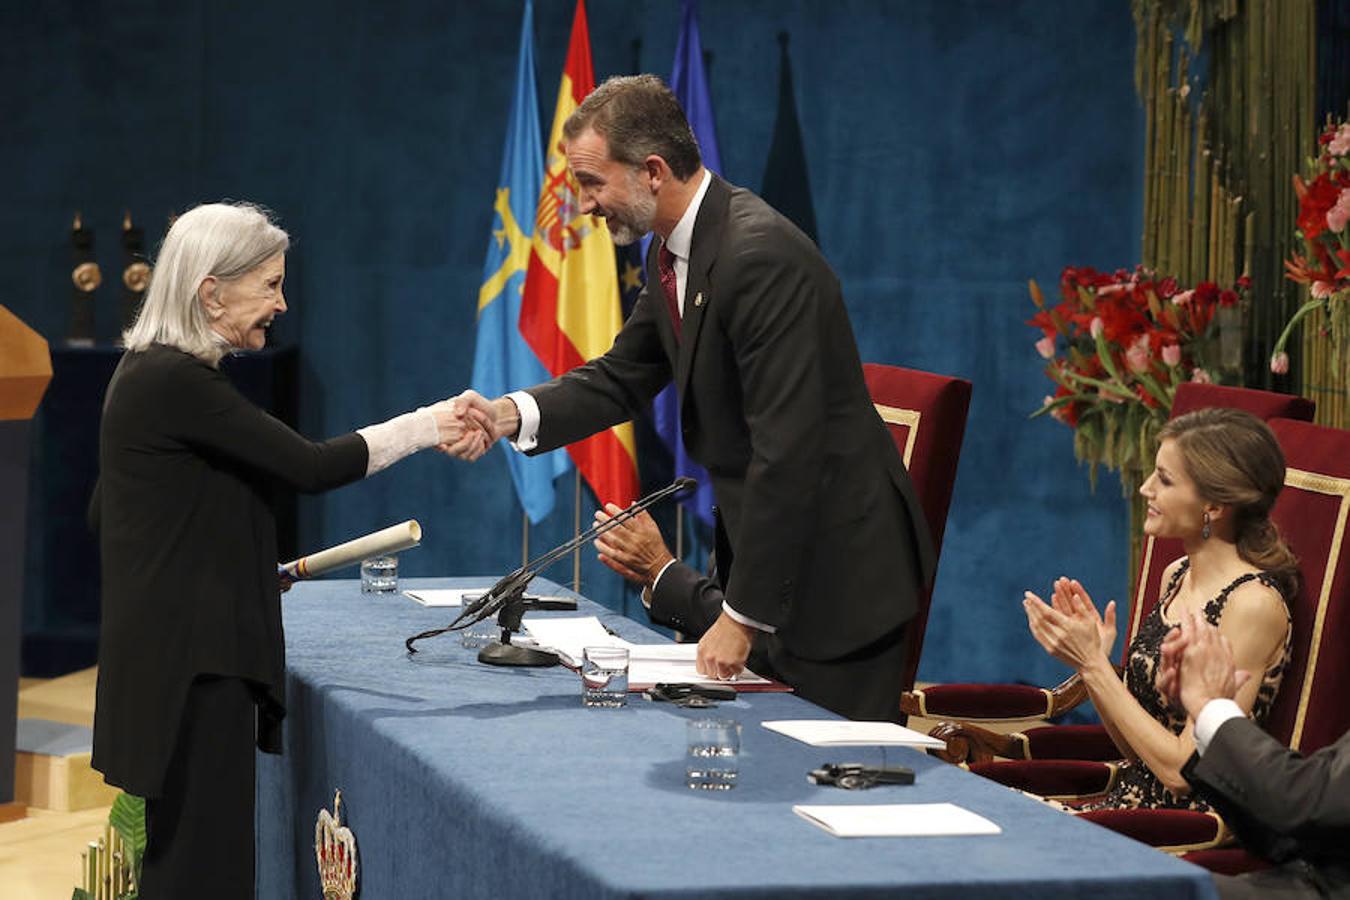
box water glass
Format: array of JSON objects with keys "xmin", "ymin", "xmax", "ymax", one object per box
[
  {"xmin": 581, "ymin": 646, "xmax": 630, "ymax": 707},
  {"xmin": 459, "ymin": 621, "xmax": 499, "ymax": 649},
  {"xmin": 686, "ymin": 717, "xmax": 740, "ymax": 790},
  {"xmin": 360, "ymin": 555, "xmax": 398, "ymax": 593}
]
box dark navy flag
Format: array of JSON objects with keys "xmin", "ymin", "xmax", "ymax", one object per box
[
  {"xmin": 652, "ymin": 0, "xmax": 719, "ymax": 527},
  {"xmin": 761, "ymin": 31, "xmax": 818, "ymax": 244}
]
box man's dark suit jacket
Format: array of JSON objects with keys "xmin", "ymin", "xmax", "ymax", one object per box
[
  {"xmin": 1183, "ymin": 717, "xmax": 1350, "ymax": 898},
  {"xmin": 647, "ymin": 559, "xmax": 723, "ymax": 639},
  {"xmin": 92, "ymin": 345, "xmax": 368, "ymax": 797},
  {"xmin": 528, "ymin": 175, "xmax": 935, "ymax": 713}
]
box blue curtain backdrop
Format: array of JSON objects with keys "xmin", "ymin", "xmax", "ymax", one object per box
[{"xmin": 3, "ymin": 0, "xmax": 1138, "ymax": 689}]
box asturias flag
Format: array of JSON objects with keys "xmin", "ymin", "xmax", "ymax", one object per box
[
  {"xmin": 519, "ymin": 0, "xmax": 639, "ymax": 509},
  {"xmin": 470, "ymin": 0, "xmax": 572, "ymax": 524},
  {"xmin": 656, "ymin": 0, "xmax": 718, "ymax": 526}
]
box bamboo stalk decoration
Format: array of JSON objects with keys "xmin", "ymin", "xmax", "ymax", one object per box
[
  {"xmin": 1125, "ymin": 0, "xmax": 1317, "ymax": 592},
  {"xmin": 77, "ymin": 822, "xmax": 136, "ymax": 899}
]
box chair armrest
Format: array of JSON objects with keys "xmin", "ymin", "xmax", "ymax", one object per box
[
  {"xmin": 1077, "ymin": 808, "xmax": 1229, "ymax": 854},
  {"xmin": 927, "ymin": 721, "xmax": 1031, "ymax": 765},
  {"xmin": 902, "ymin": 671, "xmax": 1092, "ymax": 722}
]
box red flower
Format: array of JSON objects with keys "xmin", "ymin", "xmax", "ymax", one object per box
[
  {"xmin": 1135, "ymin": 384, "xmax": 1160, "ymax": 408},
  {"xmin": 1298, "ymin": 174, "xmax": 1343, "ymax": 241},
  {"xmin": 1053, "ymin": 384, "xmax": 1080, "ymax": 427},
  {"xmin": 1218, "ymin": 289, "xmax": 1239, "ymax": 308}
]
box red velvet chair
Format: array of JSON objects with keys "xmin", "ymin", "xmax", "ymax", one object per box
[
  {"xmin": 932, "ymin": 414, "xmax": 1350, "ymax": 861},
  {"xmin": 902, "ymin": 383, "xmax": 1315, "ymax": 728},
  {"xmin": 1173, "ymin": 417, "xmax": 1350, "ymax": 868},
  {"xmin": 862, "ymin": 363, "xmax": 973, "ymax": 694}
]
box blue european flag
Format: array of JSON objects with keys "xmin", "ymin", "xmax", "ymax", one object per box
[
  {"xmin": 656, "ymin": 0, "xmax": 719, "ymax": 526},
  {"xmin": 470, "ymin": 0, "xmax": 570, "ymax": 523}
]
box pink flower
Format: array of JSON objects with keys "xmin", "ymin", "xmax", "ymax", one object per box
[
  {"xmin": 1270, "ymin": 352, "xmax": 1290, "ymax": 375},
  {"xmin": 1190, "ymin": 367, "xmax": 1213, "ymax": 384},
  {"xmin": 1090, "ymin": 317, "xmax": 1104, "ymax": 339},
  {"xmin": 1312, "ymin": 280, "xmax": 1336, "ymax": 299},
  {"xmin": 1172, "ymin": 289, "xmax": 1195, "ymax": 306},
  {"xmin": 1330, "ymin": 124, "xmax": 1350, "ymax": 156},
  {"xmin": 1327, "ymin": 188, "xmax": 1350, "ymax": 233},
  {"xmin": 1035, "ymin": 336, "xmax": 1056, "ymax": 359},
  {"xmin": 1126, "ymin": 335, "xmax": 1151, "ymax": 373},
  {"xmin": 1161, "ymin": 344, "xmax": 1182, "ymax": 367}
]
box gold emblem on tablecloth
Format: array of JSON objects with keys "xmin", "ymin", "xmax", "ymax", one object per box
[
  {"xmin": 315, "ymin": 790, "xmax": 358, "ymax": 900},
  {"xmin": 122, "ymin": 261, "xmax": 151, "ymax": 292},
  {"xmin": 72, "ymin": 261, "xmax": 102, "ymax": 292}
]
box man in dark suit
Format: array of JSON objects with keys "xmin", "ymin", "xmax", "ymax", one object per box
[
  {"xmin": 461, "ymin": 75, "xmax": 933, "ymax": 720},
  {"xmin": 591, "ymin": 504, "xmax": 721, "ymax": 639},
  {"xmin": 1156, "ymin": 612, "xmax": 1350, "ymax": 899}
]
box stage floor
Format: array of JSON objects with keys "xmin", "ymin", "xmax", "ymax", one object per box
[{"xmin": 2, "ymin": 669, "xmax": 110, "ymax": 900}]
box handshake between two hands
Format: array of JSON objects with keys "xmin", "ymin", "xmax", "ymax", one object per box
[{"xmin": 425, "ymin": 390, "xmax": 518, "ymax": 462}]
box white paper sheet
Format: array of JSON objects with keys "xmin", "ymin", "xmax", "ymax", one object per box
[
  {"xmin": 403, "ymin": 589, "xmax": 472, "ymax": 607},
  {"xmin": 761, "ymin": 720, "xmax": 946, "ymax": 749},
  {"xmin": 523, "ymin": 616, "xmax": 771, "ymax": 686},
  {"xmin": 792, "ymin": 803, "xmax": 1001, "ymax": 838},
  {"xmin": 403, "ymin": 590, "xmax": 570, "ymax": 609},
  {"xmin": 522, "ymin": 616, "xmax": 624, "ymax": 665}
]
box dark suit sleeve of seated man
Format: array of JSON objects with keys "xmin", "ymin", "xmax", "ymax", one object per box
[
  {"xmin": 646, "ymin": 560, "xmax": 724, "ymax": 638},
  {"xmin": 1183, "ymin": 717, "xmax": 1350, "ymax": 867}
]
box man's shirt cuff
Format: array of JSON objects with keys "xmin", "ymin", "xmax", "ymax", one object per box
[
  {"xmin": 1194, "ymin": 698, "xmax": 1244, "ymax": 756},
  {"xmin": 505, "ymin": 390, "xmax": 539, "ymax": 451},
  {"xmin": 650, "ymin": 559, "xmax": 679, "ymax": 593},
  {"xmin": 722, "ymin": 601, "xmax": 776, "ymax": 634}
]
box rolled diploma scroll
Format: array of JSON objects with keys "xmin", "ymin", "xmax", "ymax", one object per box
[{"xmin": 280, "ymin": 520, "xmax": 422, "ymax": 580}]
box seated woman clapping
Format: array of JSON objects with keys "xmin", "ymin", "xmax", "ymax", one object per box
[{"xmin": 1022, "ymin": 407, "xmax": 1296, "ymax": 811}]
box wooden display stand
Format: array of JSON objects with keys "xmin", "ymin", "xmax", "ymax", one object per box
[{"xmin": 0, "ymin": 304, "xmax": 53, "ymax": 820}]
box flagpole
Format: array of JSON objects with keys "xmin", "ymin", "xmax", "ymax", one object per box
[
  {"xmin": 675, "ymin": 505, "xmax": 684, "ymax": 560},
  {"xmin": 573, "ymin": 469, "xmax": 582, "ymax": 592}
]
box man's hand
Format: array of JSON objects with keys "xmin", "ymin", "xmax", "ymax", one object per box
[
  {"xmin": 593, "ymin": 503, "xmax": 676, "ymax": 586},
  {"xmin": 1177, "ymin": 612, "xmax": 1251, "ymax": 721},
  {"xmin": 435, "ymin": 391, "xmax": 521, "ymax": 460},
  {"xmin": 427, "ymin": 397, "xmax": 491, "ymax": 461},
  {"xmin": 696, "ymin": 612, "xmax": 753, "ymax": 681},
  {"xmin": 457, "ymin": 390, "xmax": 521, "ymax": 442},
  {"xmin": 1154, "ymin": 624, "xmax": 1186, "ymax": 709}
]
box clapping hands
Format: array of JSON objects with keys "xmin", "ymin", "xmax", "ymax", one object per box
[
  {"xmin": 1154, "ymin": 613, "xmax": 1250, "ymax": 720},
  {"xmin": 1022, "ymin": 576, "xmax": 1118, "ymax": 671}
]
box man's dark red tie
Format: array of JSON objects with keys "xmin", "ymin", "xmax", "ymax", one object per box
[{"xmin": 658, "ymin": 243, "xmax": 681, "ymax": 339}]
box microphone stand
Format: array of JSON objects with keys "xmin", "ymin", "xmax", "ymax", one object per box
[{"xmin": 404, "ymin": 477, "xmax": 697, "ymax": 665}]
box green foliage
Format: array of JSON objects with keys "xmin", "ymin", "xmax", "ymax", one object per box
[
  {"xmin": 109, "ymin": 792, "xmax": 147, "ymax": 889},
  {"xmin": 71, "ymin": 890, "xmax": 94, "ymax": 900}
]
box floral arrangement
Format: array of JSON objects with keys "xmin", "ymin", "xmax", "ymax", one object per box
[
  {"xmin": 1027, "ymin": 265, "xmax": 1247, "ymax": 489},
  {"xmin": 1272, "ymin": 118, "xmax": 1350, "ymax": 374}
]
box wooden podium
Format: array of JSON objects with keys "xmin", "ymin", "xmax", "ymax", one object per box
[{"xmin": 0, "ymin": 305, "xmax": 52, "ymax": 818}]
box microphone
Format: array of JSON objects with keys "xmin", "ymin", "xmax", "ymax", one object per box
[{"xmin": 405, "ymin": 477, "xmax": 698, "ymax": 652}]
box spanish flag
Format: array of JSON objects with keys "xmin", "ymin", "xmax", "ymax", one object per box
[{"xmin": 519, "ymin": 0, "xmax": 639, "ymax": 508}]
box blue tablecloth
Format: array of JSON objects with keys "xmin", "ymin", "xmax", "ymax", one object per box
[{"xmin": 257, "ymin": 578, "xmax": 1218, "ymax": 899}]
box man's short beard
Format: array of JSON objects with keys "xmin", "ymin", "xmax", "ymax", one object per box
[{"xmin": 605, "ymin": 171, "xmax": 657, "ymax": 246}]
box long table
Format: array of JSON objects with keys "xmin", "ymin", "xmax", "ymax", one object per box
[{"xmin": 257, "ymin": 578, "xmax": 1218, "ymax": 899}]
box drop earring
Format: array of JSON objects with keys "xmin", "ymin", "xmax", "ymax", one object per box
[{"xmin": 1202, "ymin": 511, "xmax": 1211, "ymax": 541}]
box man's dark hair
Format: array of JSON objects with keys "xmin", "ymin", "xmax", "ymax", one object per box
[{"xmin": 563, "ymin": 74, "xmax": 702, "ymax": 180}]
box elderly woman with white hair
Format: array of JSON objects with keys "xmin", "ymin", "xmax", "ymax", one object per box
[{"xmin": 90, "ymin": 201, "xmax": 484, "ymax": 897}]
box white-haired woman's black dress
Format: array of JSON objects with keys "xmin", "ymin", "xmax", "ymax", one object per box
[{"xmin": 92, "ymin": 343, "xmax": 368, "ymax": 898}]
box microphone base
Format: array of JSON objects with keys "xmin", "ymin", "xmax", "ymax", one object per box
[{"xmin": 478, "ymin": 642, "xmax": 559, "ymax": 668}]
